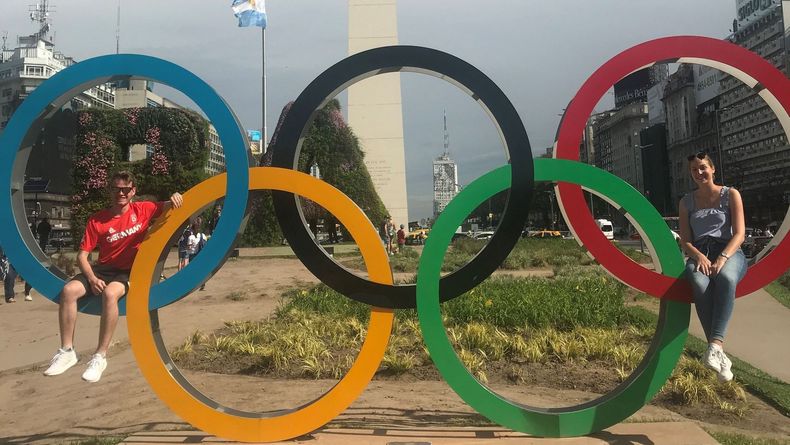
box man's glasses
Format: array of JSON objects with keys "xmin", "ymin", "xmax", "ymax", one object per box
[
  {"xmin": 687, "ymin": 152, "xmax": 707, "ymax": 161},
  {"xmin": 110, "ymin": 186, "xmax": 134, "ymax": 195}
]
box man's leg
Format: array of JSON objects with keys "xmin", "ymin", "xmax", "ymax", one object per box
[
  {"xmin": 81, "ymin": 281, "xmax": 125, "ymax": 383},
  {"xmin": 4, "ymin": 264, "xmax": 17, "ymax": 302},
  {"xmin": 95, "ymin": 281, "xmax": 126, "ymax": 355},
  {"xmin": 44, "ymin": 279, "xmax": 87, "ymax": 376},
  {"xmin": 59, "ymin": 280, "xmax": 88, "ymax": 349},
  {"xmin": 24, "ymin": 278, "xmax": 32, "ymax": 301}
]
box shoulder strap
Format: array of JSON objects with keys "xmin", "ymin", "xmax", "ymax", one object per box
[{"xmin": 720, "ymin": 186, "xmax": 731, "ymax": 208}]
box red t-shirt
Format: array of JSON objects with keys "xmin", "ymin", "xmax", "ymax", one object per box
[
  {"xmin": 397, "ymin": 229, "xmax": 406, "ymax": 243},
  {"xmin": 79, "ymin": 201, "xmax": 165, "ymax": 270}
]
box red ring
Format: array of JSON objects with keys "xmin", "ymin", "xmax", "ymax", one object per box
[{"xmin": 555, "ymin": 36, "xmax": 790, "ymax": 302}]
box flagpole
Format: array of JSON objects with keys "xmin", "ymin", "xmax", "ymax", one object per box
[{"xmin": 262, "ymin": 27, "xmax": 267, "ymax": 149}]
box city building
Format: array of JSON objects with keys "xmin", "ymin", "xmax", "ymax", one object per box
[
  {"xmin": 580, "ymin": 110, "xmax": 616, "ymax": 166},
  {"xmin": 635, "ymin": 76, "xmax": 672, "ymax": 215},
  {"xmin": 0, "ymin": 3, "xmax": 116, "ymax": 233},
  {"xmin": 718, "ymin": 0, "xmax": 790, "ymax": 226},
  {"xmin": 592, "ymin": 102, "xmax": 650, "ymax": 193},
  {"xmin": 0, "ymin": 39, "xmax": 116, "ymax": 132},
  {"xmin": 1, "ymin": 2, "xmax": 227, "ymax": 237},
  {"xmin": 639, "ymin": 124, "xmax": 672, "ymax": 215},
  {"xmin": 433, "ymin": 112, "xmax": 459, "ymax": 219}
]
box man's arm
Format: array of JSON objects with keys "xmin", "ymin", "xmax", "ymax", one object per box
[
  {"xmin": 77, "ymin": 250, "xmax": 106, "ymax": 294},
  {"xmin": 161, "ymin": 192, "xmax": 184, "ymax": 212}
]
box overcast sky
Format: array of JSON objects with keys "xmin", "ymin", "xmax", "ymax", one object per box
[{"xmin": 0, "ymin": 1, "xmax": 737, "ymax": 220}]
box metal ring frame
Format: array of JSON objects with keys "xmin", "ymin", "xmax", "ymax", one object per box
[
  {"xmin": 2, "ymin": 37, "xmax": 789, "ymax": 442},
  {"xmin": 270, "ymin": 45, "xmax": 534, "ymax": 309},
  {"xmin": 0, "ymin": 54, "xmax": 251, "ymax": 315}
]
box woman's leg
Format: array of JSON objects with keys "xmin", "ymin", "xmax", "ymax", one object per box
[
  {"xmin": 709, "ymin": 250, "xmax": 747, "ymax": 343},
  {"xmin": 685, "ymin": 260, "xmax": 714, "ymax": 341}
]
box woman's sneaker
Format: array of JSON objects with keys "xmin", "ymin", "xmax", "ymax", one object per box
[
  {"xmin": 81, "ymin": 354, "xmax": 107, "ymax": 383},
  {"xmin": 703, "ymin": 344, "xmax": 722, "ymax": 372},
  {"xmin": 717, "ymin": 351, "xmax": 734, "ymax": 382},
  {"xmin": 43, "ymin": 348, "xmax": 78, "ymax": 376}
]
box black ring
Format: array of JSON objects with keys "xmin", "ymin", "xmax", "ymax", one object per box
[{"xmin": 270, "ymin": 45, "xmax": 533, "ymax": 309}]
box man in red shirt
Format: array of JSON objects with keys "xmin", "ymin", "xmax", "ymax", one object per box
[{"xmin": 44, "ymin": 171, "xmax": 183, "ymax": 382}]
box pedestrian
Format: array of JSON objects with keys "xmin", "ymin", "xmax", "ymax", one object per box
[
  {"xmin": 37, "ymin": 215, "xmax": 52, "ymax": 252},
  {"xmin": 679, "ymin": 152, "xmax": 746, "ymax": 383},
  {"xmin": 188, "ymin": 223, "xmax": 208, "ymax": 291},
  {"xmin": 396, "ymin": 224, "xmax": 406, "ymax": 253},
  {"xmin": 207, "ymin": 205, "xmax": 221, "ymax": 236},
  {"xmin": 1, "ymin": 245, "xmax": 12, "ymax": 303},
  {"xmin": 42, "ymin": 170, "xmax": 183, "ymax": 382},
  {"xmin": 178, "ymin": 227, "xmax": 192, "ymax": 271},
  {"xmin": 0, "ymin": 245, "xmax": 33, "ymax": 303},
  {"xmin": 381, "ymin": 216, "xmax": 396, "ymax": 255}
]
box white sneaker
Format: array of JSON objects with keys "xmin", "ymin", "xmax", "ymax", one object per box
[
  {"xmin": 43, "ymin": 348, "xmax": 78, "ymax": 376},
  {"xmin": 703, "ymin": 344, "xmax": 722, "ymax": 372},
  {"xmin": 24, "ymin": 294, "xmax": 32, "ymax": 301},
  {"xmin": 717, "ymin": 350, "xmax": 734, "ymax": 382},
  {"xmin": 81, "ymin": 354, "xmax": 107, "ymax": 383}
]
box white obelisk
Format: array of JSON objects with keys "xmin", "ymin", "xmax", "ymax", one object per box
[{"xmin": 348, "ymin": 0, "xmax": 409, "ymax": 228}]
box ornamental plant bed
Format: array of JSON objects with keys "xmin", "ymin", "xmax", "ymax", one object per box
[{"xmin": 171, "ymin": 275, "xmax": 789, "ymax": 434}]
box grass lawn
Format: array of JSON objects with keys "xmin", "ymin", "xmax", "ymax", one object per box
[
  {"xmin": 764, "ymin": 281, "xmax": 790, "ymax": 310},
  {"xmin": 174, "ymin": 269, "xmax": 753, "ymax": 419},
  {"xmin": 708, "ymin": 430, "xmax": 790, "ymax": 445}
]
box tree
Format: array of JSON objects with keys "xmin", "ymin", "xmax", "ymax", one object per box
[{"xmin": 239, "ymin": 100, "xmax": 388, "ymax": 246}]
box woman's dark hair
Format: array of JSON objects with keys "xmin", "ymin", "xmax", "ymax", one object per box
[{"xmin": 687, "ymin": 151, "xmax": 715, "ymax": 169}]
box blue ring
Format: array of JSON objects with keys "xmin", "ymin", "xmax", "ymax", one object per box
[{"xmin": 0, "ymin": 54, "xmax": 249, "ymax": 315}]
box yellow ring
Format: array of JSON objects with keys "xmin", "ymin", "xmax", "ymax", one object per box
[{"xmin": 127, "ymin": 167, "xmax": 393, "ymax": 443}]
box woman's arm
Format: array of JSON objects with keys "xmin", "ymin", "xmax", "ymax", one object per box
[{"xmin": 711, "ymin": 188, "xmax": 746, "ymax": 275}]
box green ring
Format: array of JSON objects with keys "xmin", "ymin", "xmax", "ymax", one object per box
[{"xmin": 416, "ymin": 158, "xmax": 690, "ymax": 437}]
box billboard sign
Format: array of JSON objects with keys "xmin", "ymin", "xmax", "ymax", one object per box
[
  {"xmin": 614, "ymin": 69, "xmax": 651, "ymax": 108},
  {"xmin": 736, "ymin": 0, "xmax": 779, "ymax": 29},
  {"xmin": 247, "ymin": 130, "xmax": 262, "ymax": 155},
  {"xmin": 247, "ymin": 130, "xmax": 262, "ymax": 141}
]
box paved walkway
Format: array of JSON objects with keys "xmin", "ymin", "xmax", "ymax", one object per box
[
  {"xmin": 121, "ymin": 422, "xmax": 719, "ymax": 445},
  {"xmin": 688, "ymin": 287, "xmax": 790, "ymax": 383}
]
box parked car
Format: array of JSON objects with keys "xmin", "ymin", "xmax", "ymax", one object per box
[
  {"xmin": 595, "ymin": 219, "xmax": 614, "ymax": 240},
  {"xmin": 452, "ymin": 232, "xmax": 471, "ymax": 242},
  {"xmin": 473, "ymin": 231, "xmax": 495, "ymax": 240}
]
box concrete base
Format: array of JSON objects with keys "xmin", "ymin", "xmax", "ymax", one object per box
[{"xmin": 121, "ymin": 422, "xmax": 718, "ymax": 445}]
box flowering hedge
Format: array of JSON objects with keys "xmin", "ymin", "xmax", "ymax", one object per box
[{"xmin": 70, "ymin": 107, "xmax": 210, "ymax": 242}]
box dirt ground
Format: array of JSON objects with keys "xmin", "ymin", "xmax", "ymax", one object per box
[{"xmin": 1, "ymin": 255, "xmax": 788, "ymax": 444}]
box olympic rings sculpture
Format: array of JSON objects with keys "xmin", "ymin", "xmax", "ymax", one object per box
[{"xmin": 1, "ymin": 35, "xmax": 789, "ymax": 442}]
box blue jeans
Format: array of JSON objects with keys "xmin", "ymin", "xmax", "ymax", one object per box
[
  {"xmin": 685, "ymin": 247, "xmax": 747, "ymax": 342},
  {"xmin": 4, "ymin": 264, "xmax": 33, "ymax": 301}
]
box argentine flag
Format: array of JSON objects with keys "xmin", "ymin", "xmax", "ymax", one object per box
[{"xmin": 231, "ymin": 0, "xmax": 267, "ymax": 28}]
